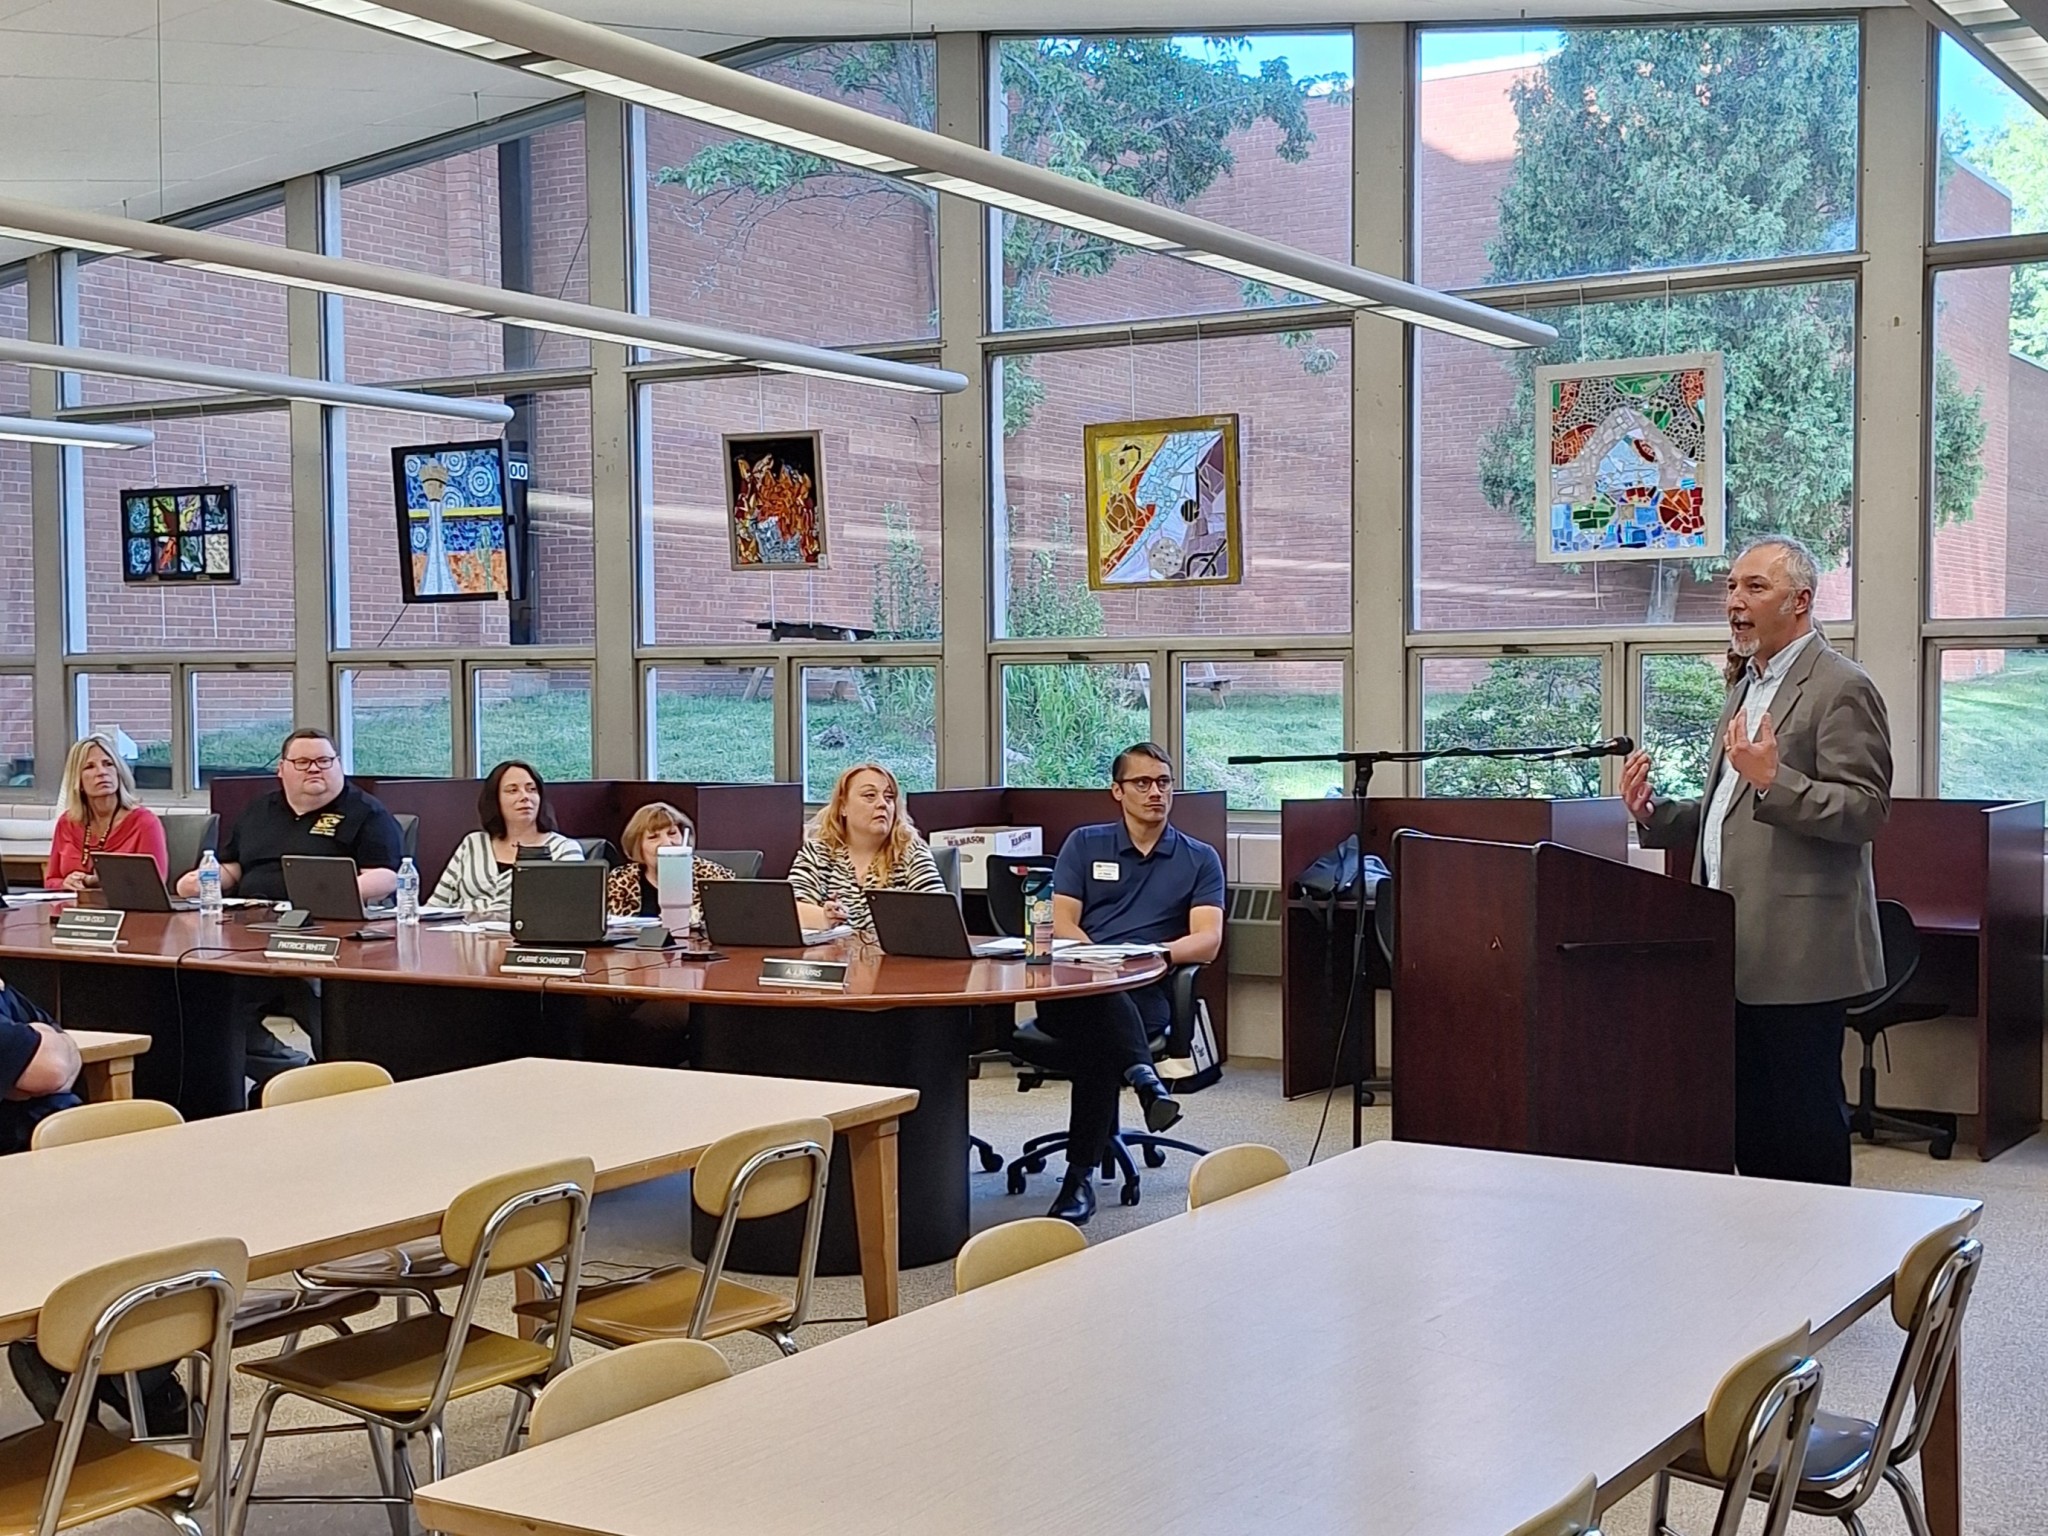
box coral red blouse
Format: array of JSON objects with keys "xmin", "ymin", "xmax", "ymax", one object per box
[{"xmin": 45, "ymin": 806, "xmax": 168, "ymax": 888}]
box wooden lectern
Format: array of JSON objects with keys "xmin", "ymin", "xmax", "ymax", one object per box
[{"xmin": 1392, "ymin": 833, "xmax": 1737, "ymax": 1173}]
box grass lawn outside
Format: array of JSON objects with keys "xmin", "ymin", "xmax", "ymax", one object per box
[{"xmin": 1939, "ymin": 651, "xmax": 2048, "ymax": 801}]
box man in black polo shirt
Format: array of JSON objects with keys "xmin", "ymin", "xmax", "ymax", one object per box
[
  {"xmin": 175, "ymin": 726, "xmax": 403, "ymax": 1102},
  {"xmin": 1034, "ymin": 743, "xmax": 1225, "ymax": 1225}
]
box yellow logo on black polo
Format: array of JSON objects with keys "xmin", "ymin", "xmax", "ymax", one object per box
[{"xmin": 310, "ymin": 813, "xmax": 343, "ymax": 837}]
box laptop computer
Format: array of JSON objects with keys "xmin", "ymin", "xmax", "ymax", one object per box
[
  {"xmin": 866, "ymin": 888, "xmax": 1022, "ymax": 960},
  {"xmin": 281, "ymin": 855, "xmax": 384, "ymax": 922},
  {"xmin": 510, "ymin": 858, "xmax": 618, "ymax": 946},
  {"xmin": 700, "ymin": 879, "xmax": 850, "ymax": 949},
  {"xmin": 93, "ymin": 851, "xmax": 192, "ymax": 913}
]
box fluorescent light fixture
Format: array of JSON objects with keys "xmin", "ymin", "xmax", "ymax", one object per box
[
  {"xmin": 268, "ymin": 0, "xmax": 1555, "ymax": 350},
  {"xmin": 1904, "ymin": 0, "xmax": 2048, "ymax": 121},
  {"xmin": 0, "ymin": 338, "xmax": 515, "ymax": 423},
  {"xmin": 0, "ymin": 198, "xmax": 968, "ymax": 395},
  {"xmin": 0, "ymin": 414, "xmax": 154, "ymax": 449}
]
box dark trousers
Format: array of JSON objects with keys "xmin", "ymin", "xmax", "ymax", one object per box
[
  {"xmin": 1735, "ymin": 1000, "xmax": 1852, "ymax": 1185},
  {"xmin": 1030, "ymin": 983, "xmax": 1162, "ymax": 1173}
]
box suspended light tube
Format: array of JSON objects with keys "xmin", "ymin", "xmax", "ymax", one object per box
[
  {"xmin": 0, "ymin": 198, "xmax": 967, "ymax": 395},
  {"xmin": 265, "ymin": 0, "xmax": 1556, "ymax": 350},
  {"xmin": 0, "ymin": 338, "xmax": 515, "ymax": 423},
  {"xmin": 0, "ymin": 414, "xmax": 155, "ymax": 449}
]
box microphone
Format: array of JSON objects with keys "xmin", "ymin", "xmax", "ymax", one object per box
[{"xmin": 1526, "ymin": 735, "xmax": 1635, "ymax": 761}]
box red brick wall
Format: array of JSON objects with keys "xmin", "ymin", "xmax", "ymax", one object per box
[
  {"xmin": 643, "ymin": 373, "xmax": 941, "ymax": 644},
  {"xmin": 78, "ymin": 411, "xmax": 296, "ymax": 652}
]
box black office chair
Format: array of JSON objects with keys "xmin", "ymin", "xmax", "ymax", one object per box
[
  {"xmin": 576, "ymin": 837, "xmax": 616, "ymax": 867},
  {"xmin": 695, "ymin": 849, "xmax": 764, "ymax": 880},
  {"xmin": 984, "ymin": 856, "xmax": 1055, "ymax": 938},
  {"xmin": 161, "ymin": 812, "xmax": 220, "ymax": 884},
  {"xmin": 1003, "ymin": 963, "xmax": 1211, "ymax": 1209},
  {"xmin": 1372, "ymin": 871, "xmax": 1395, "ymax": 968},
  {"xmin": 961, "ymin": 855, "xmax": 1054, "ymax": 1177},
  {"xmin": 393, "ymin": 813, "xmax": 420, "ymax": 863},
  {"xmin": 1846, "ymin": 900, "xmax": 1958, "ymax": 1160}
]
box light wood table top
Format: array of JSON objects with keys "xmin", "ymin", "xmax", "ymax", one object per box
[
  {"xmin": 0, "ymin": 904, "xmax": 1164, "ymax": 1009},
  {"xmin": 69, "ymin": 1029, "xmax": 152, "ymax": 1065},
  {"xmin": 0, "ymin": 1058, "xmax": 917, "ymax": 1345},
  {"xmin": 418, "ymin": 1141, "xmax": 1977, "ymax": 1536}
]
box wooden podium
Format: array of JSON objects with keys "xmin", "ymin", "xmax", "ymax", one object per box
[{"xmin": 1392, "ymin": 833, "xmax": 1737, "ymax": 1173}]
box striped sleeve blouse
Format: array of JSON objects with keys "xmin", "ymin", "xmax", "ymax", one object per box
[
  {"xmin": 787, "ymin": 837, "xmax": 946, "ymax": 935},
  {"xmin": 428, "ymin": 830, "xmax": 582, "ymax": 913}
]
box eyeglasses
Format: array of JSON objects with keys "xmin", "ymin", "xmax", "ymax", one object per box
[
  {"xmin": 1116, "ymin": 775, "xmax": 1174, "ymax": 792},
  {"xmin": 281, "ymin": 754, "xmax": 338, "ymax": 772}
]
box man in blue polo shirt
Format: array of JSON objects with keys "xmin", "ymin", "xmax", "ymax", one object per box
[{"xmin": 1035, "ymin": 743, "xmax": 1225, "ymax": 1224}]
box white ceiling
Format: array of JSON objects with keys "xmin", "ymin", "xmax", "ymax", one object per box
[{"xmin": 2, "ymin": 0, "xmax": 1894, "ymax": 269}]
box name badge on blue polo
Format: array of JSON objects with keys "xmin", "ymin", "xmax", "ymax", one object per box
[{"xmin": 1092, "ymin": 861, "xmax": 1120, "ymax": 881}]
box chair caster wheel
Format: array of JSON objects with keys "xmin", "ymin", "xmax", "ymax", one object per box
[
  {"xmin": 1005, "ymin": 1169, "xmax": 1027, "ymax": 1195},
  {"xmin": 1359, "ymin": 1090, "xmax": 1377, "ymax": 1107},
  {"xmin": 1022, "ymin": 1157, "xmax": 1046, "ymax": 1176},
  {"xmin": 1931, "ymin": 1136, "xmax": 1954, "ymax": 1161},
  {"xmin": 1141, "ymin": 1144, "xmax": 1167, "ymax": 1168},
  {"xmin": 1119, "ymin": 1183, "xmax": 1141, "ymax": 1207},
  {"xmin": 976, "ymin": 1146, "xmax": 1002, "ymax": 1173}
]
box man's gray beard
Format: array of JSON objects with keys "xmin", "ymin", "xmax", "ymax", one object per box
[{"xmin": 1730, "ymin": 630, "xmax": 1761, "ymax": 658}]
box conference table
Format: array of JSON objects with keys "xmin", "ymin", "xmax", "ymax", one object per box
[
  {"xmin": 0, "ymin": 1058, "xmax": 918, "ymax": 1339},
  {"xmin": 414, "ymin": 1141, "xmax": 1978, "ymax": 1536},
  {"xmin": 0, "ymin": 901, "xmax": 1166, "ymax": 1269}
]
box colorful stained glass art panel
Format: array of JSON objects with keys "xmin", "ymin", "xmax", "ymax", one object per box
[
  {"xmin": 1533, "ymin": 353, "xmax": 1725, "ymax": 564},
  {"xmin": 120, "ymin": 485, "xmax": 239, "ymax": 583}
]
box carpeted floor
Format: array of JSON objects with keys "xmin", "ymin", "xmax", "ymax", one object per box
[{"xmin": 7, "ymin": 1060, "xmax": 2042, "ymax": 1534}]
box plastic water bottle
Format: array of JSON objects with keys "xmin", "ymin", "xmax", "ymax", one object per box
[
  {"xmin": 196, "ymin": 850, "xmax": 223, "ymax": 918},
  {"xmin": 395, "ymin": 857, "xmax": 420, "ymax": 926}
]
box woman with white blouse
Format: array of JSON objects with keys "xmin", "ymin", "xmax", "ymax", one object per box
[
  {"xmin": 429, "ymin": 760, "xmax": 581, "ymax": 912},
  {"xmin": 789, "ymin": 762, "xmax": 945, "ymax": 936}
]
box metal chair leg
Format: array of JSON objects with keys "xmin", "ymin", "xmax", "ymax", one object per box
[
  {"xmin": 426, "ymin": 1420, "xmax": 447, "ymax": 1482},
  {"xmin": 1882, "ymin": 1464, "xmax": 1934, "ymax": 1536},
  {"xmin": 501, "ymin": 1391, "xmax": 534, "ymax": 1458},
  {"xmin": 1649, "ymin": 1469, "xmax": 1675, "ymax": 1536},
  {"xmin": 227, "ymin": 1385, "xmax": 285, "ymax": 1536}
]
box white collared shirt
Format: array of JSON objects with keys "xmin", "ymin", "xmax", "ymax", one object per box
[{"xmin": 1701, "ymin": 628, "xmax": 1817, "ymax": 890}]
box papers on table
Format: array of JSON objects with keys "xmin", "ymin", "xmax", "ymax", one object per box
[
  {"xmin": 2, "ymin": 890, "xmax": 72, "ymax": 903},
  {"xmin": 1052, "ymin": 940, "xmax": 1167, "ymax": 966}
]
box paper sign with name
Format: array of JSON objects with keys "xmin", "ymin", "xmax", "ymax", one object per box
[
  {"xmin": 758, "ymin": 957, "xmax": 849, "ymax": 991},
  {"xmin": 501, "ymin": 947, "xmax": 587, "ymax": 976},
  {"xmin": 265, "ymin": 933, "xmax": 342, "ymax": 963},
  {"xmin": 53, "ymin": 908, "xmax": 125, "ymax": 946}
]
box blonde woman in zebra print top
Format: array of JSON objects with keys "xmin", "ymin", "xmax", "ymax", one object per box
[{"xmin": 789, "ymin": 763, "xmax": 945, "ymax": 936}]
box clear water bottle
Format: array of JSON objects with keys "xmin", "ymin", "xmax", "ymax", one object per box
[
  {"xmin": 395, "ymin": 856, "xmax": 420, "ymax": 926},
  {"xmin": 196, "ymin": 850, "xmax": 223, "ymax": 918}
]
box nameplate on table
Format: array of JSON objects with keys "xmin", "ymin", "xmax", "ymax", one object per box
[
  {"xmin": 265, "ymin": 933, "xmax": 342, "ymax": 963},
  {"xmin": 758, "ymin": 957, "xmax": 848, "ymax": 991},
  {"xmin": 52, "ymin": 909, "xmax": 125, "ymax": 947},
  {"xmin": 501, "ymin": 947, "xmax": 587, "ymax": 977}
]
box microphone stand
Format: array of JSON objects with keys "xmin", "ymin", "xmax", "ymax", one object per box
[{"xmin": 1228, "ymin": 739, "xmax": 1626, "ymax": 1148}]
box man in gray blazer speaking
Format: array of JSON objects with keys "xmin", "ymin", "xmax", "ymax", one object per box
[{"xmin": 1622, "ymin": 534, "xmax": 1891, "ymax": 1185}]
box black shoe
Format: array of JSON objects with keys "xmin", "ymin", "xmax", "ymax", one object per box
[
  {"xmin": 90, "ymin": 1370, "xmax": 188, "ymax": 1437},
  {"xmin": 1125, "ymin": 1065, "xmax": 1183, "ymax": 1135},
  {"xmin": 7, "ymin": 1342, "xmax": 63, "ymax": 1422},
  {"xmin": 1048, "ymin": 1167, "xmax": 1096, "ymax": 1225}
]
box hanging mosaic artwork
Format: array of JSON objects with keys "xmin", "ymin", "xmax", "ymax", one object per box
[
  {"xmin": 1534, "ymin": 352, "xmax": 1724, "ymax": 563},
  {"xmin": 724, "ymin": 431, "xmax": 828, "ymax": 572},
  {"xmin": 120, "ymin": 485, "xmax": 238, "ymax": 584},
  {"xmin": 1081, "ymin": 413, "xmax": 1243, "ymax": 590}
]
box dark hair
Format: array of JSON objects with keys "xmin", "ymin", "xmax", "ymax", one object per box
[
  {"xmin": 1111, "ymin": 742, "xmax": 1173, "ymax": 783},
  {"xmin": 279, "ymin": 726, "xmax": 337, "ymax": 760},
  {"xmin": 479, "ymin": 759, "xmax": 557, "ymax": 839}
]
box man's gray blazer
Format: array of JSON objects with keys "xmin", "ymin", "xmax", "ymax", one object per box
[{"xmin": 1638, "ymin": 635, "xmax": 1891, "ymax": 1005}]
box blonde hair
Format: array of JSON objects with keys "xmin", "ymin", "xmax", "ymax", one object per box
[
  {"xmin": 58, "ymin": 734, "xmax": 141, "ymax": 824},
  {"xmin": 806, "ymin": 763, "xmax": 922, "ymax": 880},
  {"xmin": 621, "ymin": 801, "xmax": 694, "ymax": 870}
]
